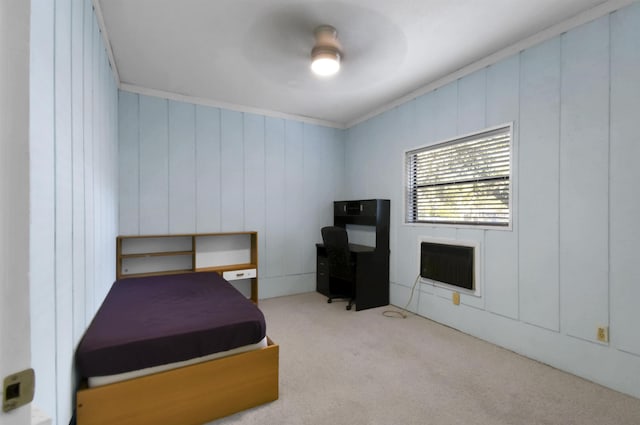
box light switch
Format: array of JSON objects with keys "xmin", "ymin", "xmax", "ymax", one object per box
[{"xmin": 3, "ymin": 368, "xmax": 34, "ymax": 412}]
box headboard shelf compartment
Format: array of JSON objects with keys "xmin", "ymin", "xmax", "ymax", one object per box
[
  {"xmin": 117, "ymin": 231, "xmax": 259, "ymax": 303},
  {"xmin": 121, "ymin": 250, "xmax": 194, "ymax": 258},
  {"xmin": 196, "ymin": 263, "xmax": 256, "ymax": 274}
]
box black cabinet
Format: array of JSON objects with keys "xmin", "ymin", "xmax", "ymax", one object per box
[
  {"xmin": 333, "ymin": 200, "xmax": 380, "ymax": 226},
  {"xmin": 316, "ymin": 249, "xmax": 329, "ymax": 295},
  {"xmin": 317, "ymin": 199, "xmax": 390, "ymax": 311}
]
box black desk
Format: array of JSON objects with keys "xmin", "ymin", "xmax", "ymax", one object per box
[{"xmin": 316, "ymin": 242, "xmax": 389, "ymax": 311}]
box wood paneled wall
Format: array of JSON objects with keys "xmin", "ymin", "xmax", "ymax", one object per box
[
  {"xmin": 30, "ymin": 0, "xmax": 119, "ymax": 423},
  {"xmin": 118, "ymin": 93, "xmax": 346, "ymax": 297},
  {"xmin": 346, "ymin": 4, "xmax": 640, "ymax": 399}
]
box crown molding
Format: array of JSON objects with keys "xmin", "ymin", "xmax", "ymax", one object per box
[
  {"xmin": 119, "ymin": 83, "xmax": 347, "ymax": 129},
  {"xmin": 91, "ymin": 0, "xmax": 120, "ymax": 84}
]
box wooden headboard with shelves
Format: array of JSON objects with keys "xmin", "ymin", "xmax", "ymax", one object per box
[{"xmin": 116, "ymin": 231, "xmax": 259, "ymax": 303}]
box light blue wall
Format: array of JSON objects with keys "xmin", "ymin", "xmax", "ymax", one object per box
[
  {"xmin": 30, "ymin": 0, "xmax": 119, "ymax": 423},
  {"xmin": 118, "ymin": 93, "xmax": 346, "ymax": 297},
  {"xmin": 345, "ymin": 4, "xmax": 640, "ymax": 398}
]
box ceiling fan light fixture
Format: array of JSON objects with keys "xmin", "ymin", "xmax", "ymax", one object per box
[
  {"xmin": 311, "ymin": 25, "xmax": 342, "ymax": 77},
  {"xmin": 311, "ymin": 47, "xmax": 341, "ymax": 76}
]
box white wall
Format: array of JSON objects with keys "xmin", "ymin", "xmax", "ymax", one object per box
[
  {"xmin": 0, "ymin": 1, "xmax": 31, "ymax": 424},
  {"xmin": 29, "ymin": 0, "xmax": 119, "ymax": 423},
  {"xmin": 118, "ymin": 93, "xmax": 345, "ymax": 298},
  {"xmin": 345, "ymin": 3, "xmax": 640, "ymax": 399}
]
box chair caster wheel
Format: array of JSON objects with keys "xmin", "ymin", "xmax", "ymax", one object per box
[
  {"xmin": 327, "ymin": 299, "xmax": 332, "ymax": 304},
  {"xmin": 346, "ymin": 305, "xmax": 352, "ymax": 311}
]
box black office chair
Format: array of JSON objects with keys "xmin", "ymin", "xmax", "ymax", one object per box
[{"xmin": 321, "ymin": 226, "xmax": 356, "ymax": 310}]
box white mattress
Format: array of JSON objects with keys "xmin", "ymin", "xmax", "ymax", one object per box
[{"xmin": 88, "ymin": 337, "xmax": 268, "ymax": 387}]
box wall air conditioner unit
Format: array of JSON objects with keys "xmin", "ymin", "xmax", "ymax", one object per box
[{"xmin": 419, "ymin": 237, "xmax": 481, "ymax": 297}]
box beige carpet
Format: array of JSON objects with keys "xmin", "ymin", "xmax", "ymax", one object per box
[{"xmin": 210, "ymin": 292, "xmax": 640, "ymax": 425}]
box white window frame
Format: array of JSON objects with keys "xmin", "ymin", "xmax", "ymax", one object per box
[{"xmin": 403, "ymin": 123, "xmax": 514, "ymax": 230}]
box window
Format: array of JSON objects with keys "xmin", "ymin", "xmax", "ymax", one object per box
[{"xmin": 405, "ymin": 125, "xmax": 512, "ymax": 226}]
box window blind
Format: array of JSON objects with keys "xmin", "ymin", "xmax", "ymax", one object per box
[{"xmin": 405, "ymin": 126, "xmax": 511, "ymax": 226}]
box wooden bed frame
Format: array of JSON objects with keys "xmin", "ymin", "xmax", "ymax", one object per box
[
  {"xmin": 76, "ymin": 233, "xmax": 278, "ymax": 424},
  {"xmin": 76, "ymin": 337, "xmax": 278, "ymax": 425}
]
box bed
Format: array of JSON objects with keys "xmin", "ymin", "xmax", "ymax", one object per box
[{"xmin": 75, "ymin": 271, "xmax": 279, "ymax": 425}]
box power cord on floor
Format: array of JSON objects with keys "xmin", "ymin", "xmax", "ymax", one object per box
[{"xmin": 382, "ymin": 273, "xmax": 421, "ymax": 319}]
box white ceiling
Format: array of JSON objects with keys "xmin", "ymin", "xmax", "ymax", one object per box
[{"xmin": 96, "ymin": 0, "xmax": 627, "ymax": 128}]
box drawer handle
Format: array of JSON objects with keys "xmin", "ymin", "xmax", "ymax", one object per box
[{"xmin": 236, "ymin": 272, "xmax": 245, "ymax": 277}]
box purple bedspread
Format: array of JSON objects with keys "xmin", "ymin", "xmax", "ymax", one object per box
[{"xmin": 76, "ymin": 272, "xmax": 266, "ymax": 378}]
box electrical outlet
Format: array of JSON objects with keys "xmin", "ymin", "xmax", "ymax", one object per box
[
  {"xmin": 452, "ymin": 292, "xmax": 460, "ymax": 305},
  {"xmin": 597, "ymin": 326, "xmax": 609, "ymax": 343}
]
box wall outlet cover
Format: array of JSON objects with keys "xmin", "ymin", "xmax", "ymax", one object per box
[
  {"xmin": 597, "ymin": 326, "xmax": 609, "ymax": 343},
  {"xmin": 2, "ymin": 368, "xmax": 35, "ymax": 412}
]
